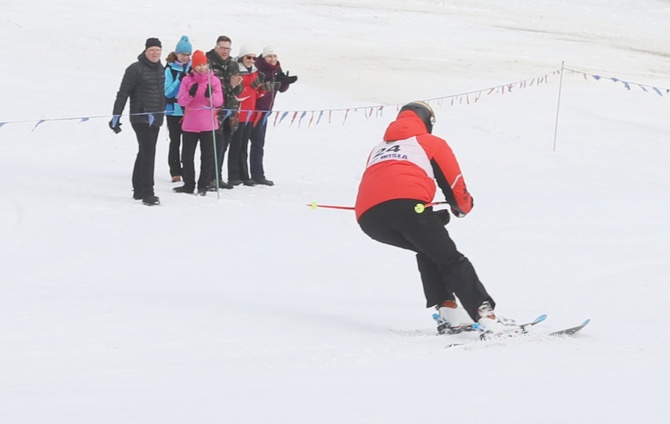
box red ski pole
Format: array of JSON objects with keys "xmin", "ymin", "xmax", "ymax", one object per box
[
  {"xmin": 307, "ymin": 201, "xmax": 449, "ymax": 212},
  {"xmin": 306, "ymin": 202, "xmax": 355, "ymax": 210}
]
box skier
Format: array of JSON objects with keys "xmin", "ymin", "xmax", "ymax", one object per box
[{"xmin": 354, "ymin": 101, "xmax": 516, "ymax": 334}]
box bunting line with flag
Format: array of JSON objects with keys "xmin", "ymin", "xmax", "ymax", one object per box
[
  {"xmin": 1, "ymin": 65, "xmax": 666, "ymax": 133},
  {"xmin": 564, "ymin": 67, "xmax": 670, "ymax": 96}
]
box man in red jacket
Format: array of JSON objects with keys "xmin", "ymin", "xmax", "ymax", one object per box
[{"xmin": 355, "ymin": 101, "xmax": 515, "ymax": 334}]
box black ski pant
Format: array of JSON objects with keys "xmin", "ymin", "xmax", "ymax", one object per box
[
  {"xmin": 166, "ymin": 115, "xmax": 183, "ymax": 178},
  {"xmin": 249, "ymin": 118, "xmax": 268, "ymax": 181},
  {"xmin": 211, "ymin": 117, "xmax": 233, "ymax": 184},
  {"xmin": 131, "ymin": 123, "xmax": 160, "ymax": 199},
  {"xmin": 227, "ymin": 121, "xmax": 252, "ymax": 182},
  {"xmin": 357, "ymin": 199, "xmax": 494, "ymax": 321},
  {"xmin": 181, "ymin": 131, "xmax": 214, "ymax": 192}
]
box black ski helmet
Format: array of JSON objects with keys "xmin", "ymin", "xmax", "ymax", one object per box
[{"xmin": 398, "ymin": 101, "xmax": 436, "ymax": 133}]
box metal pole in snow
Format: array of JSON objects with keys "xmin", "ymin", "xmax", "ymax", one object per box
[
  {"xmin": 552, "ymin": 61, "xmax": 565, "ymax": 152},
  {"xmin": 207, "ymin": 70, "xmax": 220, "ymax": 199}
]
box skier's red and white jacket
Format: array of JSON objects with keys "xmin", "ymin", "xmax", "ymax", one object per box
[{"xmin": 355, "ymin": 111, "xmax": 474, "ymax": 220}]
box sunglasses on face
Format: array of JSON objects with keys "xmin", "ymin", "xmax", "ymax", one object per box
[{"xmin": 244, "ymin": 55, "xmax": 256, "ymax": 60}]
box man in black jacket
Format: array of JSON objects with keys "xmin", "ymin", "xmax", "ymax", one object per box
[
  {"xmin": 110, "ymin": 37, "xmax": 166, "ymax": 206},
  {"xmin": 206, "ymin": 35, "xmax": 244, "ymax": 190}
]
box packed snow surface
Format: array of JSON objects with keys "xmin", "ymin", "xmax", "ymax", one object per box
[{"xmin": 1, "ymin": 0, "xmax": 669, "ymax": 422}]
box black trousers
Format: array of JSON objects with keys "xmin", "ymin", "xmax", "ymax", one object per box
[
  {"xmin": 249, "ymin": 118, "xmax": 268, "ymax": 180},
  {"xmin": 227, "ymin": 121, "xmax": 252, "ymax": 181},
  {"xmin": 357, "ymin": 199, "xmax": 494, "ymax": 321},
  {"xmin": 181, "ymin": 131, "xmax": 215, "ymax": 192},
  {"xmin": 212, "ymin": 117, "xmax": 232, "ymax": 184},
  {"xmin": 131, "ymin": 123, "xmax": 160, "ymax": 199},
  {"xmin": 166, "ymin": 115, "xmax": 183, "ymax": 177}
]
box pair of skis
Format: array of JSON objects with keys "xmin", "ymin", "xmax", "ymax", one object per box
[{"xmin": 433, "ymin": 313, "xmax": 591, "ymax": 348}]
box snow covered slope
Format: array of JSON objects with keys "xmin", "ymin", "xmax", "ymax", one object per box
[{"xmin": 1, "ymin": 0, "xmax": 669, "ymax": 422}]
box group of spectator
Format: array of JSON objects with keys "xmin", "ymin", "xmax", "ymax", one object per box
[{"xmin": 110, "ymin": 36, "xmax": 298, "ymax": 205}]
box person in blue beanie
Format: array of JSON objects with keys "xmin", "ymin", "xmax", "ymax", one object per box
[{"xmin": 164, "ymin": 35, "xmax": 192, "ymax": 182}]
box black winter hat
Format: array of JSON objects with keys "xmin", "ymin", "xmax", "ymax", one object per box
[
  {"xmin": 145, "ymin": 37, "xmax": 162, "ymax": 50},
  {"xmin": 399, "ymin": 101, "xmax": 436, "ymax": 134}
]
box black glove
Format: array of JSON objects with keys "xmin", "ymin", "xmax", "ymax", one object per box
[
  {"xmin": 450, "ymin": 206, "xmax": 466, "ymax": 218},
  {"xmin": 285, "ymin": 71, "xmax": 298, "ymax": 84},
  {"xmin": 188, "ymin": 83, "xmax": 198, "ymax": 97},
  {"xmin": 109, "ymin": 115, "xmax": 122, "ymax": 134},
  {"xmin": 435, "ymin": 209, "xmax": 451, "ymax": 226},
  {"xmin": 450, "ymin": 196, "xmax": 473, "ymax": 218},
  {"xmin": 204, "ymin": 84, "xmax": 211, "ymax": 98}
]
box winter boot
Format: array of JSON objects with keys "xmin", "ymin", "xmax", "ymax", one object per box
[
  {"xmin": 254, "ymin": 178, "xmax": 275, "ymax": 186},
  {"xmin": 436, "ymin": 300, "xmax": 475, "ymax": 334},
  {"xmin": 476, "ymin": 301, "xmax": 519, "ymax": 334},
  {"xmin": 208, "ymin": 179, "xmax": 234, "ymax": 191},
  {"xmin": 173, "ymin": 185, "xmax": 194, "ymax": 194},
  {"xmin": 142, "ymin": 195, "xmax": 160, "ymax": 206}
]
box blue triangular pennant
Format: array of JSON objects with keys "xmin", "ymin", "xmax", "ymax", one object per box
[
  {"xmin": 31, "ymin": 119, "xmax": 46, "ymax": 132},
  {"xmin": 261, "ymin": 111, "xmax": 272, "ymax": 126}
]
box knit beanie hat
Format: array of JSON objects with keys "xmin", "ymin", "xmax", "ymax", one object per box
[
  {"xmin": 237, "ymin": 45, "xmax": 256, "ymax": 58},
  {"xmin": 262, "ymin": 45, "xmax": 277, "ymax": 57},
  {"xmin": 191, "ymin": 50, "xmax": 207, "ymax": 68},
  {"xmin": 175, "ymin": 35, "xmax": 192, "ymax": 54},
  {"xmin": 145, "ymin": 37, "xmax": 162, "ymax": 50}
]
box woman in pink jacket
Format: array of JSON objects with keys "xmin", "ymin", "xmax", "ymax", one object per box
[{"xmin": 175, "ymin": 50, "xmax": 224, "ymax": 196}]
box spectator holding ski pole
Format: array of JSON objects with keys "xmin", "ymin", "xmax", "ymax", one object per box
[{"xmin": 174, "ymin": 50, "xmax": 223, "ymax": 196}]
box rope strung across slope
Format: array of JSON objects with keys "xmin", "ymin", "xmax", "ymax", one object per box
[
  {"xmin": 564, "ymin": 67, "xmax": 670, "ymax": 96},
  {"xmin": 0, "ymin": 66, "xmax": 666, "ymax": 132}
]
